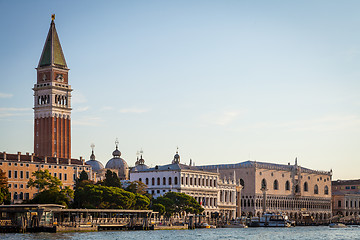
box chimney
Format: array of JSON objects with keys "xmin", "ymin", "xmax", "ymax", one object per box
[
  {"xmin": 3, "ymin": 152, "xmax": 6, "ymax": 161},
  {"xmin": 80, "ymin": 156, "xmax": 85, "ymax": 166},
  {"xmin": 31, "ymin": 153, "xmax": 34, "ymax": 162},
  {"xmin": 17, "ymin": 152, "xmax": 21, "ymax": 161}
]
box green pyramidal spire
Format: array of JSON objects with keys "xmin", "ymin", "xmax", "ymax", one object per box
[{"xmin": 38, "ymin": 16, "xmax": 67, "ymax": 68}]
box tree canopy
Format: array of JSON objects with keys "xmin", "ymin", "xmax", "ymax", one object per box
[
  {"xmin": 73, "ymin": 183, "xmax": 150, "ymax": 209},
  {"xmin": 153, "ymin": 192, "xmax": 204, "ymax": 217},
  {"xmin": 0, "ymin": 169, "xmax": 10, "ymax": 204},
  {"xmin": 78, "ymin": 170, "xmax": 89, "ymax": 182},
  {"xmin": 27, "ymin": 169, "xmax": 62, "ymax": 191},
  {"xmin": 103, "ymin": 170, "xmax": 121, "ymax": 188},
  {"xmin": 27, "ymin": 170, "xmax": 73, "ymax": 208},
  {"xmin": 125, "ymin": 180, "xmax": 148, "ymax": 195}
]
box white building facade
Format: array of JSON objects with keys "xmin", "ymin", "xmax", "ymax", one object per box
[{"xmin": 130, "ymin": 153, "xmax": 238, "ymax": 218}]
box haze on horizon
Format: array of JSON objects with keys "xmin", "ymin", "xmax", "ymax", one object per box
[{"xmin": 0, "ymin": 0, "xmax": 359, "ymax": 180}]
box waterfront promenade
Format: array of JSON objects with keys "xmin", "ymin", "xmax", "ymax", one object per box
[{"xmin": 1, "ymin": 226, "xmax": 360, "ymax": 240}]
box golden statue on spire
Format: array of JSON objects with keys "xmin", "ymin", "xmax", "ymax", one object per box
[{"xmin": 51, "ymin": 14, "xmax": 55, "ymax": 21}]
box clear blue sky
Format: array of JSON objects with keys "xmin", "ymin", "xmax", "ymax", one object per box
[{"xmin": 0, "ymin": 1, "xmax": 359, "ymax": 180}]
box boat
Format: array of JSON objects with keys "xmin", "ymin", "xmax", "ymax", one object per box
[
  {"xmin": 223, "ymin": 219, "xmax": 248, "ymax": 228},
  {"xmin": 223, "ymin": 222, "xmax": 248, "ymax": 228},
  {"xmin": 198, "ymin": 222, "xmax": 211, "ymax": 228},
  {"xmin": 249, "ymin": 213, "xmax": 292, "ymax": 227},
  {"xmin": 329, "ymin": 223, "xmax": 348, "ymax": 228}
]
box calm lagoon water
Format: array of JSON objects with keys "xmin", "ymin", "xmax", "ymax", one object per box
[{"xmin": 2, "ymin": 226, "xmax": 360, "ymax": 240}]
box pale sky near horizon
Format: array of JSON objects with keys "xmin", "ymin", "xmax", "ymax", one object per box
[{"xmin": 0, "ymin": 1, "xmax": 359, "ymax": 180}]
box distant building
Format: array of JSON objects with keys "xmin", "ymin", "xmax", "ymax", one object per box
[
  {"xmin": 0, "ymin": 152, "xmax": 95, "ymax": 203},
  {"xmin": 199, "ymin": 159, "xmax": 332, "ymax": 222},
  {"xmin": 332, "ymin": 179, "xmax": 360, "ymax": 217},
  {"xmin": 130, "ymin": 151, "xmax": 239, "ymax": 218}
]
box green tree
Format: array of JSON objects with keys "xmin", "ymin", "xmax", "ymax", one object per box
[
  {"xmin": 151, "ymin": 203, "xmax": 165, "ymax": 215},
  {"xmin": 125, "ymin": 181, "xmax": 148, "ymax": 195},
  {"xmin": 153, "ymin": 192, "xmax": 203, "ymax": 217},
  {"xmin": 0, "ymin": 169, "xmax": 10, "ymax": 204},
  {"xmin": 27, "ymin": 170, "xmax": 73, "ymax": 208},
  {"xmin": 75, "ymin": 184, "xmax": 135, "ymax": 209},
  {"xmin": 27, "ymin": 169, "xmax": 62, "ymax": 191},
  {"xmin": 78, "ymin": 170, "xmax": 88, "ymax": 182},
  {"xmin": 103, "ymin": 170, "xmax": 121, "ymax": 188},
  {"xmin": 133, "ymin": 193, "xmax": 150, "ymax": 210}
]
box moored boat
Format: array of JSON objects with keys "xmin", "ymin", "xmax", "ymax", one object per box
[
  {"xmin": 249, "ymin": 213, "xmax": 292, "ymax": 227},
  {"xmin": 329, "ymin": 223, "xmax": 347, "ymax": 228}
]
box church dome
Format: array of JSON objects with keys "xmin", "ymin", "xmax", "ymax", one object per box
[
  {"xmin": 112, "ymin": 148, "xmax": 121, "ymax": 157},
  {"xmin": 105, "ymin": 157, "xmax": 129, "ymax": 170},
  {"xmin": 86, "ymin": 159, "xmax": 104, "ymax": 172},
  {"xmin": 85, "ymin": 145, "xmax": 104, "ymax": 172},
  {"xmin": 105, "ymin": 140, "xmax": 129, "ymax": 179},
  {"xmin": 131, "ymin": 155, "xmax": 149, "ymax": 172}
]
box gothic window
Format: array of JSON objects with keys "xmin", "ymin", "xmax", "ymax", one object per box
[
  {"xmin": 285, "ymin": 181, "xmax": 290, "ymax": 191},
  {"xmin": 181, "ymin": 177, "xmax": 184, "ymax": 185},
  {"xmin": 157, "ymin": 177, "xmax": 160, "ymax": 185},
  {"xmin": 146, "ymin": 178, "xmax": 149, "ymax": 185},
  {"xmin": 175, "ymin": 177, "xmax": 178, "ymax": 185},
  {"xmin": 261, "ymin": 179, "xmax": 267, "ymax": 190},
  {"xmin": 214, "ymin": 179, "xmax": 217, "ymax": 187},
  {"xmin": 168, "ymin": 177, "xmax": 172, "ymax": 185},
  {"xmin": 314, "ymin": 184, "xmax": 319, "ymax": 194},
  {"xmin": 338, "ymin": 200, "xmax": 341, "ymax": 208},
  {"xmin": 324, "ymin": 186, "xmax": 329, "ymax": 195},
  {"xmin": 295, "ymin": 184, "xmax": 300, "ymax": 193},
  {"xmin": 163, "ymin": 177, "xmax": 166, "ymax": 185},
  {"xmin": 190, "ymin": 177, "xmax": 193, "ymax": 185},
  {"xmin": 304, "ymin": 182, "xmax": 308, "ymax": 192},
  {"xmin": 273, "ymin": 180, "xmax": 279, "ymax": 190},
  {"xmin": 139, "ymin": 178, "xmax": 142, "ymax": 182},
  {"xmin": 240, "ymin": 179, "xmax": 245, "ymax": 188},
  {"xmin": 14, "ymin": 192, "xmax": 18, "ymax": 200}
]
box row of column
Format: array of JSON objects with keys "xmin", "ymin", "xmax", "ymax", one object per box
[
  {"xmin": 241, "ymin": 196, "xmax": 331, "ymax": 210},
  {"xmin": 219, "ymin": 190, "xmax": 236, "ymax": 203}
]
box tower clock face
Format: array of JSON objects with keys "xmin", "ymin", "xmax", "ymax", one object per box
[{"xmin": 56, "ymin": 74, "xmax": 64, "ymax": 82}]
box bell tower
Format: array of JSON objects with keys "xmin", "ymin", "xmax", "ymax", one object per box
[{"xmin": 33, "ymin": 14, "xmax": 72, "ymax": 158}]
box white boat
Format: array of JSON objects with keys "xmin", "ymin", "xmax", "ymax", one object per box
[
  {"xmin": 224, "ymin": 219, "xmax": 248, "ymax": 228},
  {"xmin": 250, "ymin": 213, "xmax": 292, "ymax": 227}
]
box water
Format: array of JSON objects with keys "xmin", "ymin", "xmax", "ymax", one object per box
[{"xmin": 1, "ymin": 226, "xmax": 360, "ymax": 240}]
